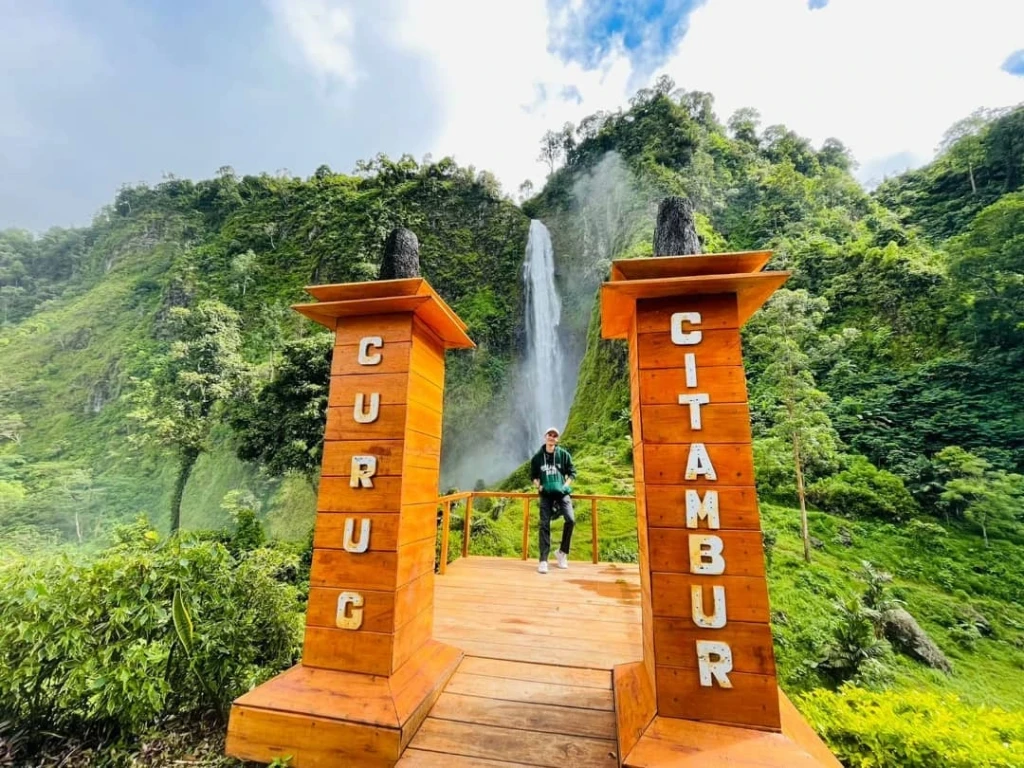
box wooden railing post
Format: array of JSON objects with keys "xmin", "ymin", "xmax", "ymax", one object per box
[
  {"xmin": 591, "ymin": 498, "xmax": 599, "ymax": 564},
  {"xmin": 462, "ymin": 495, "xmax": 473, "ymax": 558},
  {"xmin": 439, "ymin": 500, "xmax": 451, "ymax": 575},
  {"xmin": 521, "ymin": 497, "xmax": 531, "ymax": 560}
]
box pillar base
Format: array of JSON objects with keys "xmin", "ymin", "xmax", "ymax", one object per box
[
  {"xmin": 620, "ymin": 690, "xmax": 840, "ymax": 767},
  {"xmin": 226, "ymin": 640, "xmax": 462, "ymax": 767}
]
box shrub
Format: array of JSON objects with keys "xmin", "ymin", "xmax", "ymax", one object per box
[
  {"xmin": 808, "ymin": 456, "xmax": 919, "ymax": 521},
  {"xmin": 799, "ymin": 685, "xmax": 1024, "ymax": 767},
  {"xmin": 0, "ymin": 517, "xmax": 303, "ymax": 741}
]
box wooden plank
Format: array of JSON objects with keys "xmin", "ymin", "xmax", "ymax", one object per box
[
  {"xmin": 442, "ymin": 671, "xmax": 610, "ymax": 716},
  {"xmin": 303, "ymin": 625, "xmax": 394, "ymax": 675},
  {"xmin": 407, "ymin": 398, "xmax": 443, "ymax": 439},
  {"xmin": 307, "ymin": 572, "xmax": 434, "ymax": 631},
  {"xmin": 325, "ymin": 404, "xmax": 406, "ymax": 441},
  {"xmin": 611, "ymin": 253, "xmax": 772, "ymax": 282},
  {"xmin": 409, "ymin": 370, "xmax": 444, "ymax": 413},
  {"xmin": 637, "ymin": 329, "xmax": 742, "ymax": 370},
  {"xmin": 226, "ymin": 704, "xmax": 400, "ymax": 767},
  {"xmin": 656, "ymin": 666, "xmax": 781, "ymax": 731},
  {"xmin": 312, "ymin": 507, "xmax": 435, "ymax": 551},
  {"xmin": 333, "ymin": 340, "xmax": 411, "ymax": 376},
  {"xmin": 409, "ymin": 719, "xmax": 618, "ymax": 768},
  {"xmin": 457, "ymin": 658, "xmax": 611, "ymax": 690},
  {"xmin": 639, "ymin": 366, "xmax": 748, "ymax": 405},
  {"xmin": 393, "ymin": 602, "xmax": 435, "ymax": 672},
  {"xmin": 328, "ymin": 372, "xmax": 409, "ymax": 408},
  {"xmin": 232, "ymin": 664, "xmax": 399, "ymax": 726},
  {"xmin": 435, "ymin": 593, "xmax": 641, "ymax": 623},
  {"xmin": 335, "ymin": 313, "xmax": 413, "ymax": 346},
  {"xmin": 645, "ymin": 485, "xmax": 760, "ymax": 531},
  {"xmin": 644, "ymin": 444, "xmax": 755, "ymax": 485},
  {"xmin": 433, "ymin": 637, "xmax": 638, "ymax": 670},
  {"xmin": 612, "ymin": 661, "xmax": 656, "ymax": 764},
  {"xmin": 436, "ymin": 626, "xmax": 639, "ymax": 665},
  {"xmin": 780, "ymin": 690, "xmax": 844, "ymax": 767},
  {"xmin": 639, "ymin": 403, "xmax": 752, "ymax": 444},
  {"xmin": 318, "ymin": 476, "xmax": 403, "ymax": 513},
  {"xmin": 653, "ymin": 619, "xmax": 777, "ymax": 675},
  {"xmin": 410, "ymin": 331, "xmax": 446, "ymax": 387},
  {"xmin": 623, "ymin": 715, "xmax": 824, "ymax": 768},
  {"xmin": 439, "ymin": 612, "xmax": 641, "ymax": 644},
  {"xmin": 310, "ymin": 537, "xmax": 435, "ymax": 590},
  {"xmin": 652, "ymin": 573, "xmax": 772, "ymax": 624},
  {"xmin": 404, "ymin": 428, "xmax": 442, "ymax": 468},
  {"xmin": 398, "ymin": 749, "xmax": 536, "ymax": 767},
  {"xmin": 430, "ymin": 692, "xmax": 616, "ymax": 739},
  {"xmin": 321, "ymin": 439, "xmax": 407, "ymax": 477},
  {"xmin": 391, "ymin": 640, "xmax": 464, "ymax": 747},
  {"xmin": 635, "ymin": 293, "xmax": 740, "ymax": 333},
  {"xmin": 401, "ymin": 465, "xmax": 441, "ymax": 505},
  {"xmin": 648, "ymin": 530, "xmax": 767, "ymax": 577}
]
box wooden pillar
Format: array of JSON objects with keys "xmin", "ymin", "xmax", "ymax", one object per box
[
  {"xmin": 603, "ymin": 251, "xmax": 791, "ymax": 746},
  {"xmin": 226, "ymin": 278, "xmax": 474, "ymax": 767}
]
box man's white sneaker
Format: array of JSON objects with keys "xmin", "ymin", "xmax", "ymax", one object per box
[
  {"xmin": 555, "ymin": 550, "xmax": 568, "ymax": 569},
  {"xmin": 537, "ymin": 561, "xmax": 549, "ymax": 574}
]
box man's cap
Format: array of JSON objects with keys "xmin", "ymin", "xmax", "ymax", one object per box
[{"xmin": 544, "ymin": 426, "xmax": 560, "ymax": 437}]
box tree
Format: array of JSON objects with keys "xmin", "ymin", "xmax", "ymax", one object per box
[
  {"xmin": 728, "ymin": 107, "xmax": 761, "ymax": 145},
  {"xmin": 128, "ymin": 301, "xmax": 251, "ymax": 532},
  {"xmin": 747, "ymin": 289, "xmax": 842, "ymax": 562},
  {"xmin": 935, "ymin": 446, "xmax": 1023, "ymax": 546},
  {"xmin": 537, "ymin": 130, "xmax": 563, "ymax": 175},
  {"xmin": 230, "ymin": 250, "xmax": 258, "ymax": 297}
]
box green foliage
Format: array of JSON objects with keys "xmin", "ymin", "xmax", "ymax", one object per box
[
  {"xmin": 808, "ymin": 456, "xmax": 919, "ymax": 522},
  {"xmin": 936, "ymin": 446, "xmax": 1024, "ymax": 545},
  {"xmin": 816, "ymin": 597, "xmax": 890, "ymax": 685},
  {"xmin": 0, "ymin": 518, "xmax": 302, "ymax": 740},
  {"xmin": 799, "ymin": 686, "xmax": 1024, "ymax": 768}
]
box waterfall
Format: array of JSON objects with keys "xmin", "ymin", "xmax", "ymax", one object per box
[{"xmin": 521, "ymin": 220, "xmax": 568, "ymax": 448}]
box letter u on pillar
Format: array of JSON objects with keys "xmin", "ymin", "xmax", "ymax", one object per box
[{"xmin": 353, "ymin": 393, "xmax": 380, "ymax": 423}]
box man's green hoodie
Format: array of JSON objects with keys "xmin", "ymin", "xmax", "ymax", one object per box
[{"xmin": 530, "ymin": 445, "xmax": 576, "ymax": 497}]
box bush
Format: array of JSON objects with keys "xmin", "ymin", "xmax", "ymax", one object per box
[
  {"xmin": 799, "ymin": 685, "xmax": 1024, "ymax": 767},
  {"xmin": 808, "ymin": 456, "xmax": 919, "ymax": 521},
  {"xmin": 0, "ymin": 517, "xmax": 303, "ymax": 742}
]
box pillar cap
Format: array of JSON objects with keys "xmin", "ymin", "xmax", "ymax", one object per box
[
  {"xmin": 293, "ymin": 277, "xmax": 475, "ymax": 349},
  {"xmin": 601, "ymin": 250, "xmax": 789, "ymax": 339}
]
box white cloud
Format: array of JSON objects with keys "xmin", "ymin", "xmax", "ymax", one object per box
[
  {"xmin": 266, "ymin": 0, "xmax": 361, "ymax": 87},
  {"xmin": 390, "ymin": 0, "xmax": 1023, "ymax": 194},
  {"xmin": 665, "ymin": 0, "xmax": 1024, "ymax": 183}
]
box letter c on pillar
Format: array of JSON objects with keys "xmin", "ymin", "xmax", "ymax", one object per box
[
  {"xmin": 358, "ymin": 336, "xmax": 383, "ymax": 365},
  {"xmin": 671, "ymin": 312, "xmax": 702, "ymax": 345}
]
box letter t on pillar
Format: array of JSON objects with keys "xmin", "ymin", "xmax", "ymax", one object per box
[{"xmin": 226, "ymin": 277, "xmax": 475, "ymax": 767}]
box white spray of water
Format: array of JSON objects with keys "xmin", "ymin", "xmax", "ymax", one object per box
[{"xmin": 521, "ymin": 219, "xmax": 568, "ymax": 445}]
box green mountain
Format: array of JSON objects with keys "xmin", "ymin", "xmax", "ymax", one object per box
[{"xmin": 1, "ymin": 79, "xmax": 1023, "ymax": 765}]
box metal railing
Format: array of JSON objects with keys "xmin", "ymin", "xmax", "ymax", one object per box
[{"xmin": 435, "ymin": 491, "xmax": 636, "ymax": 574}]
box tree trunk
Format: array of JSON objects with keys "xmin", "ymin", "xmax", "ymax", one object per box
[
  {"xmin": 968, "ymin": 161, "xmax": 977, "ymax": 195},
  {"xmin": 171, "ymin": 448, "xmax": 200, "ymax": 533},
  {"xmin": 981, "ymin": 518, "xmax": 988, "ymax": 547},
  {"xmin": 74, "ymin": 508, "xmax": 82, "ymax": 544},
  {"xmin": 793, "ymin": 432, "xmax": 811, "ymax": 563}
]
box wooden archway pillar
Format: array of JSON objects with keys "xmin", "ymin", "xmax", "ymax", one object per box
[
  {"xmin": 226, "ymin": 278, "xmax": 474, "ymax": 767},
  {"xmin": 602, "ymin": 252, "xmax": 840, "ymax": 765}
]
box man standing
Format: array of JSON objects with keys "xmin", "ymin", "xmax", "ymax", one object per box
[{"xmin": 530, "ymin": 427, "xmax": 576, "ymax": 574}]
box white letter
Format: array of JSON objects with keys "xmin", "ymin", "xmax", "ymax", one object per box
[
  {"xmin": 685, "ymin": 443, "xmax": 717, "ymax": 480},
  {"xmin": 671, "ymin": 312, "xmax": 702, "ymax": 345},
  {"xmin": 343, "ymin": 518, "xmax": 371, "ymax": 553},
  {"xmin": 696, "ymin": 641, "xmax": 733, "ymax": 688},
  {"xmin": 678, "ymin": 393, "xmax": 710, "ymax": 430},
  {"xmin": 358, "ymin": 336, "xmax": 383, "ymax": 365},
  {"xmin": 685, "ymin": 353, "xmax": 698, "ymax": 388},
  {"xmin": 689, "ymin": 534, "xmax": 725, "ymax": 575},
  {"xmin": 691, "ymin": 585, "xmax": 728, "ymax": 628},
  {"xmin": 349, "ymin": 456, "xmax": 377, "ymax": 488},
  {"xmin": 335, "ymin": 592, "xmax": 364, "ymax": 630},
  {"xmin": 353, "ymin": 393, "xmax": 380, "ymax": 423},
  {"xmin": 685, "ymin": 490, "xmax": 719, "ymax": 529}
]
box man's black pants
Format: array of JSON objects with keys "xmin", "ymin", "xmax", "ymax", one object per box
[{"xmin": 539, "ymin": 493, "xmax": 575, "ymax": 561}]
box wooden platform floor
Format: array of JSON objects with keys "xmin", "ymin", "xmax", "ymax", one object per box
[{"xmin": 399, "ymin": 556, "xmax": 643, "ymax": 767}]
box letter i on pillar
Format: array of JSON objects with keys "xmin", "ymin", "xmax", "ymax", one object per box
[{"xmin": 602, "ymin": 251, "xmax": 790, "ymax": 733}]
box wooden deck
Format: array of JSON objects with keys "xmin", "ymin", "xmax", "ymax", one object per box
[{"xmin": 398, "ymin": 556, "xmax": 643, "ymax": 766}]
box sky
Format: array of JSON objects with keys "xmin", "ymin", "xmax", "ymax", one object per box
[{"xmin": 1, "ymin": 0, "xmax": 1022, "ymax": 231}]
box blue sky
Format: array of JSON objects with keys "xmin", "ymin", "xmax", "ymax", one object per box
[{"xmin": 2, "ymin": 0, "xmax": 1022, "ymax": 230}]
